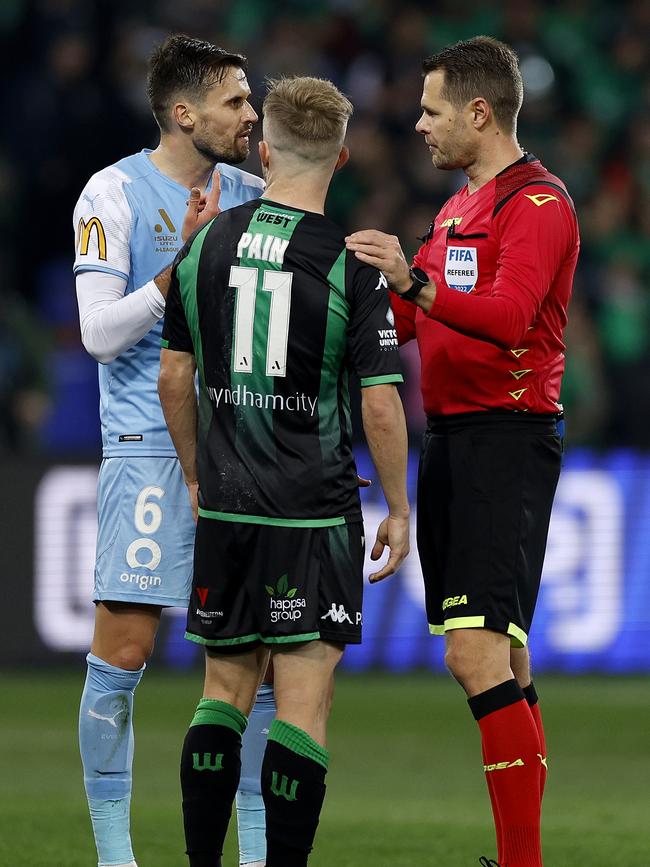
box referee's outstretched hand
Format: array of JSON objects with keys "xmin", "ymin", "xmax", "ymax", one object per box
[
  {"xmin": 368, "ymin": 514, "xmax": 410, "ymax": 583},
  {"xmin": 346, "ymin": 229, "xmax": 411, "ymax": 294}
]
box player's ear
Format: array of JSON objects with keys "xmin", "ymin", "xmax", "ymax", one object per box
[
  {"xmin": 259, "ymin": 140, "xmax": 270, "ymax": 169},
  {"xmin": 334, "ymin": 146, "xmax": 349, "ymax": 173},
  {"xmin": 174, "ymin": 102, "xmax": 195, "ymax": 133}
]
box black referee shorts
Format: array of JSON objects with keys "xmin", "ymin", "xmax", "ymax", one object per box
[
  {"xmin": 417, "ymin": 411, "xmax": 563, "ymax": 648},
  {"xmin": 186, "ymin": 517, "xmax": 365, "ymax": 651}
]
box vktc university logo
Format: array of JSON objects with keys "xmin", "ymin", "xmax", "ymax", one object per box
[
  {"xmin": 444, "ymin": 246, "xmax": 478, "ymax": 292},
  {"xmin": 266, "ymin": 574, "xmax": 306, "ymax": 622}
]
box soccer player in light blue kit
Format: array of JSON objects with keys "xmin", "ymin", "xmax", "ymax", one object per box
[{"xmin": 73, "ymin": 36, "xmax": 274, "ymax": 867}]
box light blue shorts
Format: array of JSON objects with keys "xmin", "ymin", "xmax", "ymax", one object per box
[{"xmin": 94, "ymin": 457, "xmax": 195, "ymax": 607}]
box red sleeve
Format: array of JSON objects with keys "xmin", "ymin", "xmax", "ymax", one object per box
[
  {"xmin": 427, "ymin": 187, "xmax": 576, "ymax": 349},
  {"xmin": 390, "ymin": 242, "xmax": 430, "ymax": 345},
  {"xmin": 390, "ymin": 293, "xmax": 416, "ymax": 345}
]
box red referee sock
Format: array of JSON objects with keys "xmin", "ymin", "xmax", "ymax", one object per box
[
  {"xmin": 523, "ymin": 682, "xmax": 547, "ymax": 801},
  {"xmin": 482, "ymin": 739, "xmax": 504, "ymax": 856},
  {"xmin": 468, "ymin": 679, "xmax": 543, "ymax": 867}
]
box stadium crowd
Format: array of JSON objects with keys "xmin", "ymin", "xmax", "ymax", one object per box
[{"xmin": 2, "ymin": 0, "xmax": 650, "ymax": 452}]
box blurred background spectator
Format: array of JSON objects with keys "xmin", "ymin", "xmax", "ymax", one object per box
[{"xmin": 2, "ymin": 0, "xmax": 649, "ymax": 455}]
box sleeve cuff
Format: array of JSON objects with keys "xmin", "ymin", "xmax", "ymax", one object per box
[
  {"xmin": 160, "ymin": 338, "xmax": 194, "ymax": 354},
  {"xmin": 142, "ymin": 279, "xmax": 166, "ymax": 317},
  {"xmin": 360, "ymin": 374, "xmax": 404, "ymax": 387},
  {"xmin": 426, "ymin": 282, "xmax": 452, "ymax": 319},
  {"xmin": 74, "ymin": 264, "xmax": 129, "ymax": 281}
]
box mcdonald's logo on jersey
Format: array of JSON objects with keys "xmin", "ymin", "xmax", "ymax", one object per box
[{"xmin": 77, "ymin": 217, "xmax": 107, "ymax": 260}]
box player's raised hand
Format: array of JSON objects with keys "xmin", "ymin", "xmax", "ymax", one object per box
[
  {"xmin": 202, "ymin": 168, "xmax": 222, "ymax": 221},
  {"xmin": 345, "ymin": 229, "xmax": 411, "ymax": 293},
  {"xmin": 368, "ymin": 514, "xmax": 410, "ymax": 583},
  {"xmin": 181, "ymin": 170, "xmax": 222, "ymax": 242}
]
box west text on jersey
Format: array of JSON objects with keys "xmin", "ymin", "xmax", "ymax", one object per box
[{"xmin": 255, "ymin": 211, "xmax": 294, "ymax": 228}]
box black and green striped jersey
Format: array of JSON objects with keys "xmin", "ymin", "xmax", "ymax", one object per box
[{"xmin": 162, "ymin": 197, "xmax": 403, "ymax": 527}]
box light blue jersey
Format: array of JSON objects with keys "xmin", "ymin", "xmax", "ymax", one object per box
[
  {"xmin": 74, "ymin": 150, "xmax": 263, "ymax": 605},
  {"xmin": 74, "ymin": 149, "xmax": 264, "ymax": 457}
]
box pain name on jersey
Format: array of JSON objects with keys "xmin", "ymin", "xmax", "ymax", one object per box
[{"xmin": 237, "ymin": 231, "xmax": 289, "ymax": 264}]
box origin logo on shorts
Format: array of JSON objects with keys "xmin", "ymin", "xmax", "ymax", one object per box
[
  {"xmin": 266, "ymin": 573, "xmax": 306, "ymax": 622},
  {"xmin": 119, "ymin": 572, "xmax": 161, "ymax": 591}
]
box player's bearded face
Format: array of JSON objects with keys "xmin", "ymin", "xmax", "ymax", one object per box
[{"xmin": 192, "ymin": 69, "xmax": 258, "ymax": 166}]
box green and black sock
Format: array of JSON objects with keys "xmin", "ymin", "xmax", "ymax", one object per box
[
  {"xmin": 262, "ymin": 720, "xmax": 329, "ymax": 867},
  {"xmin": 180, "ymin": 698, "xmax": 247, "ymax": 867}
]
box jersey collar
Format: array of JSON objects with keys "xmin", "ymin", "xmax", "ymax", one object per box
[{"xmin": 495, "ymin": 152, "xmax": 538, "ymax": 177}]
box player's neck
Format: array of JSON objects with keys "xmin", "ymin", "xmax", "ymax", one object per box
[
  {"xmin": 263, "ymin": 177, "xmax": 327, "ymax": 215},
  {"xmin": 148, "ymin": 138, "xmax": 214, "ymax": 192},
  {"xmin": 465, "ymin": 138, "xmax": 524, "ymax": 195}
]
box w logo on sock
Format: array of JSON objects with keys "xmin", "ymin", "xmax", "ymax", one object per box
[
  {"xmin": 270, "ymin": 771, "xmax": 299, "ymax": 801},
  {"xmin": 192, "ymin": 752, "xmax": 223, "ymax": 772}
]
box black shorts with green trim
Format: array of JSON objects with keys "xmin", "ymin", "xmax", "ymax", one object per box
[
  {"xmin": 417, "ymin": 411, "xmax": 563, "ymax": 648},
  {"xmin": 186, "ymin": 516, "xmax": 364, "ymax": 651}
]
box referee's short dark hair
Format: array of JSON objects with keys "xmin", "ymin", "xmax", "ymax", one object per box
[
  {"xmin": 147, "ymin": 34, "xmax": 247, "ymax": 132},
  {"xmin": 422, "ymin": 36, "xmax": 523, "ymax": 135}
]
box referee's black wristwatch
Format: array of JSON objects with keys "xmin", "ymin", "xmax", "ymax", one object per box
[{"xmin": 391, "ymin": 267, "xmax": 429, "ymax": 302}]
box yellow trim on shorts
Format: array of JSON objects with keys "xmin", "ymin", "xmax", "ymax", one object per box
[
  {"xmin": 428, "ymin": 617, "xmax": 528, "ymax": 649},
  {"xmin": 507, "ymin": 622, "xmax": 528, "ymax": 648},
  {"xmin": 429, "ymin": 616, "xmax": 486, "ymax": 635}
]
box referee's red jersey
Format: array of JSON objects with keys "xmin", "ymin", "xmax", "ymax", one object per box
[{"xmin": 392, "ymin": 154, "xmax": 579, "ymax": 416}]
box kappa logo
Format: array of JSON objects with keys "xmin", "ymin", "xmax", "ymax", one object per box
[
  {"xmin": 321, "ymin": 603, "xmax": 353, "ymax": 624},
  {"xmin": 374, "ymin": 272, "xmax": 389, "ymax": 291},
  {"xmin": 321, "ymin": 603, "xmax": 362, "ymax": 625},
  {"xmin": 524, "ymin": 193, "xmax": 558, "ymax": 207},
  {"xmin": 196, "ymin": 587, "xmax": 209, "ymax": 607}
]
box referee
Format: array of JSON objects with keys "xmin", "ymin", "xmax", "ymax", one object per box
[{"xmin": 346, "ymin": 36, "xmax": 579, "ymax": 867}]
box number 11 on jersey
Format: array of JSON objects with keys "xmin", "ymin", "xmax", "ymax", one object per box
[{"xmin": 230, "ymin": 264, "xmax": 293, "ymax": 378}]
